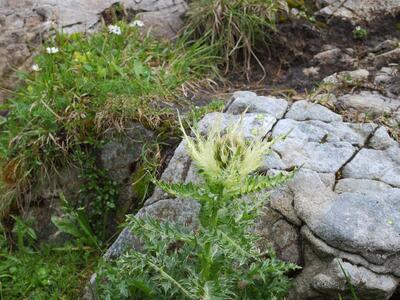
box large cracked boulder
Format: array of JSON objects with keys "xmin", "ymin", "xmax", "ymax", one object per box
[{"xmin": 107, "ymin": 91, "xmax": 400, "ymax": 299}]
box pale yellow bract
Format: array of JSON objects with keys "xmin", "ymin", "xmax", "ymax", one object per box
[{"xmin": 179, "ymin": 114, "xmax": 274, "ymax": 191}]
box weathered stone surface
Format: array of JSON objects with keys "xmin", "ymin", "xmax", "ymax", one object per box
[
  {"xmin": 342, "ymin": 147, "xmax": 400, "ymax": 187},
  {"xmin": 336, "ymin": 91, "xmax": 400, "ymax": 115},
  {"xmin": 374, "ymin": 48, "xmax": 400, "ymax": 69},
  {"xmin": 135, "ymin": 10, "xmax": 184, "ymax": 40},
  {"xmin": 286, "ymin": 100, "xmax": 342, "ymax": 122},
  {"xmin": 311, "ymin": 48, "xmax": 354, "ymax": 71},
  {"xmin": 23, "ymin": 166, "xmax": 83, "ymax": 243},
  {"xmin": 255, "ymin": 205, "xmax": 302, "ymax": 265},
  {"xmin": 105, "ymin": 198, "xmax": 200, "ymax": 259},
  {"xmin": 315, "ymin": 0, "xmax": 400, "ymax": 24},
  {"xmin": 311, "ymin": 259, "xmax": 398, "ymax": 299},
  {"xmin": 268, "ymin": 118, "xmax": 376, "ymax": 173},
  {"xmin": 145, "ymin": 141, "xmax": 192, "ymax": 205},
  {"xmin": 98, "ymin": 122, "xmax": 154, "ymax": 183},
  {"xmin": 107, "ymin": 92, "xmax": 400, "ymax": 299},
  {"xmin": 369, "ymin": 126, "xmax": 398, "ymax": 150},
  {"xmin": 272, "ymin": 138, "xmax": 354, "ymax": 173},
  {"xmin": 374, "ymin": 67, "xmax": 397, "ymax": 86},
  {"xmin": 290, "ymin": 228, "xmax": 399, "ymax": 300},
  {"xmin": 335, "ymin": 178, "xmax": 395, "ymax": 194},
  {"xmin": 198, "ymin": 112, "xmax": 276, "ymax": 140},
  {"xmin": 323, "ymin": 69, "xmax": 370, "ymax": 86},
  {"xmin": 227, "ymin": 91, "xmax": 288, "ymax": 119}
]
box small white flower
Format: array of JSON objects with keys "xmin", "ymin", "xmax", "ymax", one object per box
[
  {"xmin": 355, "ymin": 26, "xmax": 362, "ymax": 31},
  {"xmin": 108, "ymin": 25, "xmax": 122, "ymax": 35},
  {"xmin": 130, "ymin": 20, "xmax": 144, "ymax": 28},
  {"xmin": 31, "ymin": 64, "xmax": 41, "ymax": 72},
  {"xmin": 46, "ymin": 47, "xmax": 59, "ymax": 54}
]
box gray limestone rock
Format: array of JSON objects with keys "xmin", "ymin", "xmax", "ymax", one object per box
[
  {"xmin": 105, "ymin": 198, "xmax": 200, "ymax": 259},
  {"xmin": 342, "ymin": 147, "xmax": 400, "ymax": 187},
  {"xmin": 311, "ymin": 259, "xmax": 398, "ymax": 300},
  {"xmin": 336, "ymin": 91, "xmax": 400, "ymax": 115},
  {"xmin": 369, "ymin": 126, "xmax": 398, "ymax": 150},
  {"xmin": 198, "ymin": 112, "xmax": 276, "ymax": 140},
  {"xmin": 335, "ymin": 178, "xmax": 395, "ymax": 194},
  {"xmin": 98, "ymin": 122, "xmax": 154, "ymax": 183},
  {"xmin": 145, "ymin": 141, "xmax": 192, "ymax": 205},
  {"xmin": 312, "ymin": 48, "xmax": 354, "ymax": 68},
  {"xmin": 323, "ymin": 69, "xmax": 370, "ymax": 86},
  {"xmin": 227, "ymin": 91, "xmax": 288, "ymax": 119},
  {"xmin": 105, "ymin": 92, "xmax": 400, "ymax": 299},
  {"xmin": 374, "ymin": 48, "xmax": 400, "ymax": 69},
  {"xmin": 286, "ymin": 100, "xmax": 342, "ymax": 122}
]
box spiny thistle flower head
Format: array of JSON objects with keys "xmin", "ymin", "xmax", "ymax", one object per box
[{"xmin": 180, "ymin": 114, "xmax": 273, "ymax": 189}]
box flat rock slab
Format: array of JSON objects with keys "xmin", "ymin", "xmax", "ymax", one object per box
[
  {"xmin": 343, "ymin": 147, "xmax": 400, "ymax": 187},
  {"xmin": 336, "ymin": 91, "xmax": 400, "ymax": 116}
]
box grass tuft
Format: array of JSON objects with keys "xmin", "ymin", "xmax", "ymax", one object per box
[{"xmin": 184, "ymin": 0, "xmax": 288, "ymax": 78}]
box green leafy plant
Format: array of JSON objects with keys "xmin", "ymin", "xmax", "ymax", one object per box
[
  {"xmin": 352, "ymin": 26, "xmax": 368, "ymax": 40},
  {"xmin": 0, "ymin": 219, "xmax": 96, "ymax": 299},
  {"xmin": 96, "ymin": 116, "xmax": 298, "ymax": 299},
  {"xmin": 11, "ymin": 215, "xmax": 37, "ymax": 252},
  {"xmin": 184, "ymin": 0, "xmax": 288, "ymax": 77},
  {"xmin": 77, "ymin": 159, "xmax": 120, "ymax": 241},
  {"xmin": 52, "ymin": 194, "xmax": 101, "ymax": 251}
]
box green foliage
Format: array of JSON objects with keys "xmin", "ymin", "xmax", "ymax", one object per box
[
  {"xmin": 184, "ymin": 0, "xmax": 288, "ymax": 76},
  {"xmin": 11, "ymin": 215, "xmax": 37, "ymax": 252},
  {"xmin": 96, "ymin": 117, "xmax": 298, "ymax": 299},
  {"xmin": 0, "ymin": 22, "xmax": 219, "ymax": 216},
  {"xmin": 0, "ymin": 219, "xmax": 97, "ymax": 299},
  {"xmin": 77, "ymin": 158, "xmax": 119, "ymax": 240},
  {"xmin": 52, "ymin": 194, "xmax": 101, "ymax": 251},
  {"xmin": 352, "ymin": 26, "xmax": 368, "ymax": 40}
]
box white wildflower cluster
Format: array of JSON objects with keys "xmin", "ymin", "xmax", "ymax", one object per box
[
  {"xmin": 130, "ymin": 20, "xmax": 144, "ymax": 28},
  {"xmin": 46, "ymin": 47, "xmax": 59, "ymax": 54},
  {"xmin": 31, "ymin": 64, "xmax": 41, "ymax": 72},
  {"xmin": 108, "ymin": 25, "xmax": 122, "ymax": 35}
]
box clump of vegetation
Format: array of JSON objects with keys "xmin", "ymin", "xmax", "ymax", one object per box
[
  {"xmin": 96, "ymin": 117, "xmax": 298, "ymax": 299},
  {"xmin": 0, "ymin": 22, "xmax": 219, "ymax": 217},
  {"xmin": 184, "ymin": 0, "xmax": 288, "ymax": 77},
  {"xmin": 77, "ymin": 159, "xmax": 120, "ymax": 241},
  {"xmin": 352, "ymin": 26, "xmax": 368, "ymax": 40},
  {"xmin": 0, "ymin": 218, "xmax": 97, "ymax": 299}
]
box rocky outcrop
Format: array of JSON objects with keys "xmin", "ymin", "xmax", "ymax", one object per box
[
  {"xmin": 106, "ymin": 91, "xmax": 400, "ymax": 299},
  {"xmin": 0, "ymin": 0, "xmax": 187, "ymax": 102}
]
